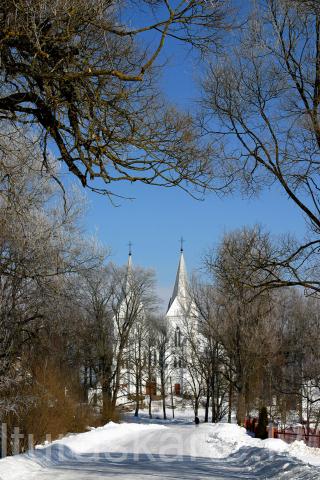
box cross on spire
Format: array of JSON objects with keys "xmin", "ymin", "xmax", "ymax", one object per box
[
  {"xmin": 128, "ymin": 241, "xmax": 132, "ymax": 256},
  {"xmin": 180, "ymin": 236, "xmax": 184, "ymax": 252}
]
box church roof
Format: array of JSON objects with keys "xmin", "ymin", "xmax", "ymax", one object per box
[{"xmin": 166, "ymin": 250, "xmax": 188, "ymax": 317}]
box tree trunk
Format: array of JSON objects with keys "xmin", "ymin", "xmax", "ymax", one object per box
[
  {"xmin": 228, "ymin": 379, "xmax": 233, "ymax": 424},
  {"xmin": 147, "ymin": 348, "xmax": 153, "ymax": 419},
  {"xmin": 148, "ymin": 392, "xmax": 153, "ymax": 419},
  {"xmin": 102, "ymin": 382, "xmax": 113, "ymax": 422},
  {"xmin": 101, "ymin": 361, "xmax": 113, "ymax": 422},
  {"xmin": 161, "ymin": 371, "xmax": 166, "ymax": 420},
  {"xmin": 211, "ymin": 373, "xmax": 216, "ymax": 423},
  {"xmin": 83, "ymin": 366, "xmax": 88, "ymax": 403},
  {"xmin": 134, "ymin": 370, "xmax": 139, "ymax": 417},
  {"xmin": 204, "ymin": 381, "xmax": 210, "ymax": 423},
  {"xmin": 237, "ymin": 389, "xmax": 246, "ymax": 426},
  {"xmin": 194, "ymin": 398, "xmax": 199, "ymax": 417},
  {"xmin": 170, "ymin": 378, "xmax": 175, "ymax": 419}
]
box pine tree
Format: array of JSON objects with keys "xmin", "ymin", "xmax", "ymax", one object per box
[{"xmin": 256, "ymin": 406, "xmax": 268, "ymax": 439}]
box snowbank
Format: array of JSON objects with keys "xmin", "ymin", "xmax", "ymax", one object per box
[
  {"xmin": 36, "ymin": 421, "xmax": 167, "ymax": 455},
  {"xmin": 206, "ymin": 422, "xmax": 320, "ymax": 466}
]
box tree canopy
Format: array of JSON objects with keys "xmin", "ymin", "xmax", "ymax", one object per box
[{"xmin": 0, "ymin": 0, "xmax": 228, "ymax": 197}]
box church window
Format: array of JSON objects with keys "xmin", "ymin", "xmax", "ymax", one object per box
[{"xmin": 175, "ymin": 327, "xmax": 181, "ymax": 347}]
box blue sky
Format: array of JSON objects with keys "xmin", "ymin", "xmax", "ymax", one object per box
[
  {"xmin": 81, "ymin": 181, "xmax": 305, "ymax": 310},
  {"xmin": 66, "ymin": 16, "xmax": 307, "ymax": 309}
]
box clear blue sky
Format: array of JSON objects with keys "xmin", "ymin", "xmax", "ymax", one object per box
[
  {"xmin": 64, "ymin": 19, "xmax": 307, "ymax": 309},
  {"xmin": 82, "ymin": 181, "xmax": 305, "ymax": 308}
]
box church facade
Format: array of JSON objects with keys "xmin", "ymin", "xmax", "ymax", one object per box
[
  {"xmin": 165, "ymin": 246, "xmax": 192, "ymax": 396},
  {"xmin": 121, "ymin": 245, "xmax": 196, "ymax": 400},
  {"xmin": 86, "ymin": 245, "xmax": 196, "ymax": 406}
]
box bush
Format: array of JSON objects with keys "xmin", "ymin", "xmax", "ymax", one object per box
[
  {"xmin": 256, "ymin": 406, "xmax": 269, "ymax": 439},
  {"xmin": 0, "ymin": 361, "xmax": 99, "ymax": 455}
]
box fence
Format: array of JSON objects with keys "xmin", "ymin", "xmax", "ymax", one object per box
[{"xmin": 274, "ymin": 426, "xmax": 320, "ymax": 449}]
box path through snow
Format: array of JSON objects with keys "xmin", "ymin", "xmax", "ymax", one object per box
[{"xmin": 0, "ymin": 420, "xmax": 320, "ymax": 479}]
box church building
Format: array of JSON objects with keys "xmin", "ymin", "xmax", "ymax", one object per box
[
  {"xmin": 86, "ymin": 243, "xmax": 196, "ymax": 406},
  {"xmin": 125, "ymin": 241, "xmax": 195, "ymax": 399}
]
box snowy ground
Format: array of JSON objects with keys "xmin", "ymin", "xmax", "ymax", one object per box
[{"xmin": 0, "ymin": 414, "xmax": 320, "ymax": 479}]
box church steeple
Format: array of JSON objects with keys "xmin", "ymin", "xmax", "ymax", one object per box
[
  {"xmin": 125, "ymin": 241, "xmax": 133, "ymax": 293},
  {"xmin": 166, "ymin": 241, "xmax": 188, "ymax": 316},
  {"xmin": 127, "ymin": 241, "xmax": 132, "ymax": 269}
]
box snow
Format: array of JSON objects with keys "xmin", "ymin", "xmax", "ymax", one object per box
[
  {"xmin": 44, "ymin": 422, "xmax": 167, "ymax": 455},
  {"xmin": 0, "ymin": 418, "xmax": 319, "ymax": 479},
  {"xmin": 206, "ymin": 422, "xmax": 320, "ymax": 466}
]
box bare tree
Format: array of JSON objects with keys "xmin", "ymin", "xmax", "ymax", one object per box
[
  {"xmin": 202, "ymin": 0, "xmax": 320, "ymax": 292},
  {"xmin": 275, "ymin": 290, "xmax": 320, "ymax": 430},
  {"xmin": 77, "ymin": 264, "xmax": 114, "ymax": 411},
  {"xmin": 128, "ymin": 313, "xmax": 149, "ymax": 417},
  {"xmin": 109, "ymin": 264, "xmax": 157, "ymax": 412},
  {"xmin": 204, "ymin": 227, "xmax": 279, "ymax": 424},
  {"xmin": 187, "ymin": 278, "xmax": 229, "ymax": 422},
  {"xmin": 0, "ymin": 0, "xmax": 230, "ymax": 197},
  {"xmin": 155, "ymin": 317, "xmax": 171, "ymax": 420},
  {"xmin": 0, "ymin": 127, "xmax": 108, "ymax": 433},
  {"xmin": 144, "ymin": 319, "xmax": 158, "ymax": 419},
  {"xmin": 0, "ymin": 129, "xmax": 102, "ymax": 382}
]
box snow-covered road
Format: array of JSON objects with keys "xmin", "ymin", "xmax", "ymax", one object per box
[{"xmin": 1, "ymin": 421, "xmax": 320, "ymax": 479}]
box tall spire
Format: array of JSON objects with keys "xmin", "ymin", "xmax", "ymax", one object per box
[
  {"xmin": 125, "ymin": 241, "xmax": 133, "ymax": 294},
  {"xmin": 166, "ymin": 241, "xmax": 188, "ymax": 315},
  {"xmin": 127, "ymin": 241, "xmax": 132, "ymax": 269}
]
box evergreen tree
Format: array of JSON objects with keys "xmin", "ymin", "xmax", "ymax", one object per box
[{"xmin": 256, "ymin": 406, "xmax": 268, "ymax": 439}]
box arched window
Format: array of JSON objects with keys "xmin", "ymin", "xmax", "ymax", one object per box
[{"xmin": 176, "ymin": 327, "xmax": 181, "ymax": 347}]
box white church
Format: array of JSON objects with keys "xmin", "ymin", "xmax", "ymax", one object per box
[
  {"xmin": 86, "ymin": 243, "xmax": 197, "ymax": 406},
  {"xmin": 165, "ymin": 244, "xmax": 191, "ymax": 396},
  {"xmin": 120, "ymin": 242, "xmax": 196, "ymax": 400}
]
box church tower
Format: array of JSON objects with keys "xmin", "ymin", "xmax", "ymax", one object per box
[
  {"xmin": 166, "ymin": 240, "xmax": 188, "ymax": 318},
  {"xmin": 166, "ymin": 239, "xmax": 190, "ymax": 395}
]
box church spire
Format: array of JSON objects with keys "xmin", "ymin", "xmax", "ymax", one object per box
[
  {"xmin": 125, "ymin": 241, "xmax": 133, "ymax": 293},
  {"xmin": 127, "ymin": 241, "xmax": 133, "ymax": 268},
  {"xmin": 166, "ymin": 240, "xmax": 188, "ymax": 315}
]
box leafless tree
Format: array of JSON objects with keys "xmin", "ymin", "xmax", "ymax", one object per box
[
  {"xmin": 155, "ymin": 316, "xmax": 171, "ymax": 420},
  {"xmin": 77, "ymin": 264, "xmax": 114, "ymax": 410},
  {"xmin": 275, "ymin": 290, "xmax": 320, "ymax": 429},
  {"xmin": 204, "ymin": 227, "xmax": 279, "ymax": 424},
  {"xmin": 128, "ymin": 313, "xmax": 150, "ymax": 418},
  {"xmin": 144, "ymin": 319, "xmax": 159, "ymax": 419},
  {"xmin": 0, "ymin": 126, "xmax": 105, "ymax": 415},
  {"xmin": 202, "ymin": 0, "xmax": 320, "ymax": 293},
  {"xmin": 108, "ymin": 264, "xmax": 157, "ymax": 412},
  {"xmin": 187, "ymin": 278, "xmax": 229, "ymax": 422},
  {"xmin": 0, "ymin": 0, "xmax": 231, "ymax": 197}
]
